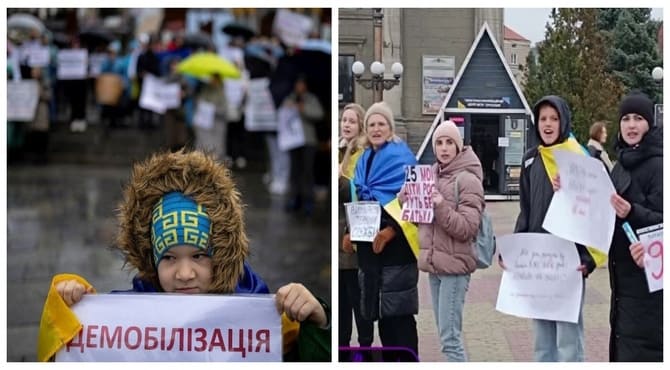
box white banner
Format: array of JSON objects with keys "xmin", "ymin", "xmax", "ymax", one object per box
[
  {"xmin": 277, "ymin": 106, "xmax": 306, "ymax": 151},
  {"xmin": 496, "ymin": 233, "xmax": 583, "ymax": 323},
  {"xmin": 7, "ymin": 80, "xmax": 40, "ymax": 122},
  {"xmin": 638, "ymin": 224, "xmax": 663, "ymax": 293},
  {"xmin": 55, "ymin": 294, "xmax": 281, "ymax": 361},
  {"xmin": 543, "ymin": 149, "xmax": 616, "ymax": 253},
  {"xmin": 139, "ymin": 74, "xmax": 181, "ymax": 114},
  {"xmin": 272, "ymin": 9, "xmax": 313, "ymax": 48},
  {"xmin": 244, "ymin": 78, "xmax": 277, "ymax": 131},
  {"xmin": 157, "ymin": 82, "xmax": 182, "ymax": 110},
  {"xmin": 193, "ymin": 100, "xmax": 216, "ymax": 130},
  {"xmin": 345, "ymin": 201, "xmax": 382, "ymax": 243},
  {"xmin": 57, "ymin": 49, "xmax": 89, "ymax": 80},
  {"xmin": 400, "ymin": 165, "xmax": 435, "ymax": 223}
]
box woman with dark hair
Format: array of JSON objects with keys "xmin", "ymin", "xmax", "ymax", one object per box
[{"xmin": 608, "ymin": 92, "xmax": 663, "ymax": 362}]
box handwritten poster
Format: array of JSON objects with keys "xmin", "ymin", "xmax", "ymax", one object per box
[
  {"xmin": 543, "ymin": 149, "xmax": 616, "ymax": 253},
  {"xmin": 638, "ymin": 224, "xmax": 663, "ymax": 293},
  {"xmin": 400, "ymin": 165, "xmax": 435, "ymax": 223},
  {"xmin": 7, "ymin": 80, "xmax": 39, "ymax": 122},
  {"xmin": 244, "ymin": 78, "xmax": 277, "ymax": 132},
  {"xmin": 55, "ymin": 294, "xmax": 281, "ymax": 361},
  {"xmin": 193, "ymin": 101, "xmax": 216, "ymax": 130},
  {"xmin": 496, "ymin": 233, "xmax": 583, "ymax": 323},
  {"xmin": 277, "ymin": 106, "xmax": 305, "ymax": 151},
  {"xmin": 344, "ymin": 201, "xmax": 381, "ymax": 242},
  {"xmin": 57, "ymin": 49, "xmax": 89, "ymax": 80}
]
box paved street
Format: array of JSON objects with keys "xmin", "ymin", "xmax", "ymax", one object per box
[
  {"xmin": 348, "ymin": 201, "xmax": 611, "ymax": 362},
  {"xmin": 6, "ymin": 162, "xmax": 331, "ymax": 362}
]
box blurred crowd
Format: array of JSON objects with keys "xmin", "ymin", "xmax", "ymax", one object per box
[{"xmin": 7, "ymin": 9, "xmax": 331, "ymax": 211}]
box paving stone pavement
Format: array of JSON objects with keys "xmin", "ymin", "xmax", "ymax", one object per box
[{"xmin": 347, "ymin": 201, "xmax": 611, "ymax": 362}]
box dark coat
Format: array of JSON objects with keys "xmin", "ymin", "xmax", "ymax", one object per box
[
  {"xmin": 608, "ymin": 126, "xmax": 663, "ymax": 362},
  {"xmin": 514, "ymin": 96, "xmax": 596, "ymax": 273}
]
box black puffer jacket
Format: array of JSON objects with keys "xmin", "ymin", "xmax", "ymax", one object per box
[
  {"xmin": 514, "ymin": 96, "xmax": 596, "ymax": 273},
  {"xmin": 608, "ymin": 126, "xmax": 663, "ymax": 362}
]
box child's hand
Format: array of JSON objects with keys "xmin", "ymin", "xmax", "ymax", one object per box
[
  {"xmin": 55, "ymin": 279, "xmax": 94, "ymax": 307},
  {"xmin": 432, "ymin": 190, "xmax": 445, "ymax": 206},
  {"xmin": 275, "ymin": 283, "xmax": 328, "ymax": 329},
  {"xmin": 629, "ymin": 242, "xmax": 645, "ymax": 268},
  {"xmin": 551, "ymin": 174, "xmax": 561, "ymax": 192}
]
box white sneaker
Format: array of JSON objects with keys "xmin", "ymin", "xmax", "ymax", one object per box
[{"xmin": 70, "ymin": 120, "xmax": 87, "ymax": 132}]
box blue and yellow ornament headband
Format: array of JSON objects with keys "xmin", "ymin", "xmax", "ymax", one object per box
[{"xmin": 151, "ymin": 192, "xmax": 212, "ymax": 265}]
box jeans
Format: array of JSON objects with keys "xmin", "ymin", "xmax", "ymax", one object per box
[
  {"xmin": 428, "ymin": 273, "xmax": 471, "ymax": 362},
  {"xmin": 533, "ymin": 280, "xmax": 585, "ymax": 362}
]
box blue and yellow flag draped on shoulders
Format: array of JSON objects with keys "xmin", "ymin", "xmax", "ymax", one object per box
[
  {"xmin": 351, "ymin": 141, "xmax": 420, "ymax": 258},
  {"xmin": 537, "ymin": 134, "xmax": 608, "ymax": 267}
]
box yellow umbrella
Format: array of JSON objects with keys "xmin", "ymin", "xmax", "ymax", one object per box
[{"xmin": 176, "ymin": 52, "xmax": 241, "ymax": 79}]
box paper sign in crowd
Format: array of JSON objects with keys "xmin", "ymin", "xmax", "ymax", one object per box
[{"xmin": 400, "ymin": 165, "xmax": 435, "ymax": 224}]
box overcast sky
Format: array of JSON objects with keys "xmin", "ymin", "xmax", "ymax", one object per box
[{"xmin": 504, "ymin": 8, "xmax": 663, "ymax": 46}]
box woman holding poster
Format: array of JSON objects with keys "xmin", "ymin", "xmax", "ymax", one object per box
[
  {"xmin": 608, "ymin": 92, "xmax": 663, "ymax": 362},
  {"xmin": 400, "ymin": 120, "xmax": 484, "ymax": 361},
  {"xmin": 342, "ymin": 101, "xmax": 419, "ymax": 361},
  {"xmin": 338, "ymin": 103, "xmax": 374, "ymax": 360}
]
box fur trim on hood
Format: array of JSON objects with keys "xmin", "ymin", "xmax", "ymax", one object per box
[{"xmin": 114, "ymin": 150, "xmax": 247, "ymax": 293}]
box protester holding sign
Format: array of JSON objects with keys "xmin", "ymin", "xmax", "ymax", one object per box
[
  {"xmin": 607, "ymin": 92, "xmax": 663, "ymax": 362},
  {"xmin": 337, "ymin": 103, "xmax": 374, "ymax": 360},
  {"xmin": 342, "ymin": 101, "xmax": 419, "ymax": 361},
  {"xmin": 399, "ymin": 120, "xmax": 484, "ymax": 361},
  {"xmin": 38, "ymin": 150, "xmax": 330, "ymax": 362},
  {"xmin": 511, "ymin": 96, "xmax": 596, "ymax": 362},
  {"xmin": 281, "ymin": 76, "xmax": 324, "ymax": 215},
  {"xmin": 194, "ymin": 73, "xmax": 228, "ymax": 161}
]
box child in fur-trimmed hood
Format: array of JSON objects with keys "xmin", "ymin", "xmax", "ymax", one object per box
[{"xmin": 38, "ymin": 150, "xmax": 330, "ymax": 362}]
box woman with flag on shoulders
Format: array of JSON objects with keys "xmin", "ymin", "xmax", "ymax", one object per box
[{"xmin": 341, "ymin": 101, "xmax": 419, "ymax": 361}]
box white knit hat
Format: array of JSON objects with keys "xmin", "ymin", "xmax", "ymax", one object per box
[
  {"xmin": 432, "ymin": 120, "xmax": 463, "ymax": 153},
  {"xmin": 364, "ymin": 101, "xmax": 395, "ymax": 133}
]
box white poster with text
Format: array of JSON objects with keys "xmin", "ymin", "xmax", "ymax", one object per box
[
  {"xmin": 57, "ymin": 49, "xmax": 89, "ymax": 80},
  {"xmin": 345, "ymin": 201, "xmax": 382, "ymax": 243},
  {"xmin": 55, "ymin": 294, "xmax": 281, "ymax": 361},
  {"xmin": 638, "ymin": 224, "xmax": 663, "ymax": 293},
  {"xmin": 496, "ymin": 233, "xmax": 583, "ymax": 323},
  {"xmin": 543, "ymin": 149, "xmax": 616, "ymax": 253},
  {"xmin": 400, "ymin": 165, "xmax": 435, "ymax": 223}
]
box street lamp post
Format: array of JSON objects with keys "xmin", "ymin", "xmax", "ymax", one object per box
[
  {"xmin": 351, "ymin": 8, "xmax": 403, "ymax": 102},
  {"xmin": 652, "ymin": 66, "xmax": 663, "ymax": 126}
]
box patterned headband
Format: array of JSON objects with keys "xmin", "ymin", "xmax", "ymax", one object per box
[{"xmin": 151, "ymin": 192, "xmax": 212, "ymax": 266}]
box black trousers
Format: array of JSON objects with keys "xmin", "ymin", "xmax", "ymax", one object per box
[
  {"xmin": 339, "ymin": 269, "xmax": 374, "ymax": 347},
  {"xmin": 288, "ymin": 145, "xmax": 316, "ymax": 206},
  {"xmin": 379, "ymin": 315, "xmax": 419, "ymax": 361}
]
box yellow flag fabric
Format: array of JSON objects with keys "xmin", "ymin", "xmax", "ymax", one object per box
[
  {"xmin": 37, "ymin": 273, "xmax": 95, "ymax": 362},
  {"xmin": 342, "ymin": 149, "xmax": 363, "ymax": 180},
  {"xmin": 384, "ymin": 198, "xmax": 420, "ymax": 259},
  {"xmin": 281, "ymin": 313, "xmax": 300, "ymax": 355},
  {"xmin": 537, "ymin": 137, "xmax": 608, "ymax": 267}
]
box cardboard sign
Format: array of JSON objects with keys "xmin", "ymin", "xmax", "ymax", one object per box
[
  {"xmin": 496, "ymin": 233, "xmax": 583, "ymax": 323},
  {"xmin": 400, "ymin": 165, "xmax": 435, "ymax": 224},
  {"xmin": 7, "ymin": 80, "xmax": 39, "ymax": 122},
  {"xmin": 345, "ymin": 201, "xmax": 382, "ymax": 242},
  {"xmin": 543, "ymin": 149, "xmax": 616, "ymax": 253},
  {"xmin": 638, "ymin": 224, "xmax": 663, "ymax": 293},
  {"xmin": 57, "ymin": 49, "xmax": 89, "ymax": 80},
  {"xmin": 277, "ymin": 106, "xmax": 305, "ymax": 151},
  {"xmin": 55, "ymin": 294, "xmax": 281, "ymax": 361}
]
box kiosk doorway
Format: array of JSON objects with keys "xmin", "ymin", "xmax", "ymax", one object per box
[{"xmin": 470, "ymin": 115, "xmax": 500, "ymax": 193}]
